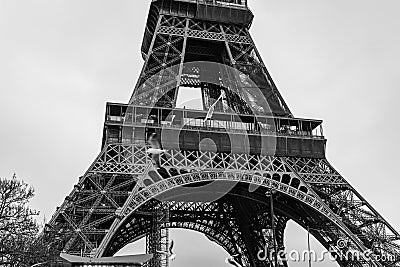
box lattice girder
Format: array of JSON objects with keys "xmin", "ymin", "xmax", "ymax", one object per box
[
  {"xmin": 102, "ymin": 197, "xmax": 292, "ymax": 267},
  {"xmin": 84, "ymin": 147, "xmax": 380, "ymax": 266},
  {"xmin": 48, "ymin": 140, "xmax": 400, "ymax": 266},
  {"xmin": 48, "ymin": 161, "xmax": 140, "ymax": 255},
  {"xmin": 105, "ymin": 200, "xmax": 249, "ymax": 260},
  {"xmin": 129, "ymin": 15, "xmax": 292, "ymax": 117},
  {"xmin": 47, "ymin": 1, "xmax": 400, "ymax": 265},
  {"xmin": 285, "ymin": 157, "xmax": 400, "ymax": 266}
]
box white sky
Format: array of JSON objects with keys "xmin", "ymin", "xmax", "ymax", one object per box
[{"xmin": 0, "ymin": 0, "xmax": 399, "ymax": 266}]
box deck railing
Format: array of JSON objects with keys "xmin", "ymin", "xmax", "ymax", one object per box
[
  {"xmin": 105, "ymin": 104, "xmax": 324, "ymax": 139},
  {"xmin": 161, "ymin": 0, "xmax": 248, "ymax": 8}
]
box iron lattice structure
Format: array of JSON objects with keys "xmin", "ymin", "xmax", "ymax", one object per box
[{"xmin": 48, "ymin": 1, "xmax": 400, "ymax": 266}]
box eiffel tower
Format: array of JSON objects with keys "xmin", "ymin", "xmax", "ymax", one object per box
[{"xmin": 48, "ymin": 1, "xmax": 400, "ymax": 266}]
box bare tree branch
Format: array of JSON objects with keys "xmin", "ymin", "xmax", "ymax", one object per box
[{"xmin": 0, "ymin": 175, "xmax": 40, "ymax": 267}]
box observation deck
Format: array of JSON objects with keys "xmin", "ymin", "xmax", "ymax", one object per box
[
  {"xmin": 169, "ymin": 0, "xmax": 248, "ymax": 9},
  {"xmin": 102, "ymin": 103, "xmax": 326, "ymax": 159},
  {"xmin": 151, "ymin": 0, "xmax": 253, "ymax": 27},
  {"xmin": 142, "ymin": 0, "xmax": 254, "ymax": 56}
]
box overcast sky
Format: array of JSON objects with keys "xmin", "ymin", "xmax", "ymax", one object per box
[{"xmin": 0, "ymin": 0, "xmax": 399, "ymax": 266}]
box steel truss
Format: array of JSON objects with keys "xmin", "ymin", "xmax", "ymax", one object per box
[
  {"xmin": 48, "ymin": 143, "xmax": 400, "ymax": 266},
  {"xmin": 146, "ymin": 205, "xmax": 170, "ymax": 267},
  {"xmin": 47, "ymin": 2, "xmax": 400, "ymax": 267},
  {"xmin": 129, "ymin": 14, "xmax": 291, "ymax": 117}
]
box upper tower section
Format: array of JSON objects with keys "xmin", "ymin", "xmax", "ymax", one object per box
[
  {"xmin": 131, "ymin": 0, "xmax": 292, "ymax": 118},
  {"xmin": 105, "ymin": 0, "xmax": 325, "ymax": 157},
  {"xmin": 142, "ymin": 0, "xmax": 254, "ymax": 56}
]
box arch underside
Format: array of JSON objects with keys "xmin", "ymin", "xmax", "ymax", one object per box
[
  {"xmin": 104, "ymin": 183, "xmax": 363, "ymax": 267},
  {"xmin": 97, "ymin": 150, "xmax": 366, "ymax": 264},
  {"xmin": 48, "ymin": 145, "xmax": 400, "ymax": 267}
]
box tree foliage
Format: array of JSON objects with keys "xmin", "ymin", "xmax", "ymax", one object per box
[{"xmin": 0, "ymin": 174, "xmax": 39, "ymax": 266}]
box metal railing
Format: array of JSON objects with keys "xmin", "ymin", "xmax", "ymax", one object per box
[
  {"xmin": 165, "ymin": 0, "xmax": 248, "ymax": 8},
  {"xmin": 105, "ymin": 104, "xmax": 324, "ymax": 139}
]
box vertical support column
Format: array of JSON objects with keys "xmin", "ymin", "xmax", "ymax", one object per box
[
  {"xmin": 220, "ymin": 25, "xmax": 236, "ymax": 67},
  {"xmin": 230, "ymin": 197, "xmax": 267, "ymax": 267},
  {"xmin": 269, "ymin": 190, "xmax": 278, "ymax": 267},
  {"xmin": 146, "ymin": 203, "xmax": 170, "ymax": 267},
  {"xmin": 130, "ymin": 15, "xmax": 188, "ymax": 107},
  {"xmin": 220, "ymin": 25, "xmax": 252, "ymax": 115},
  {"xmin": 221, "ymin": 23, "xmax": 292, "ymax": 117},
  {"xmin": 132, "ymin": 15, "xmax": 163, "ymax": 96},
  {"xmin": 173, "ymin": 18, "xmax": 190, "ymax": 107}
]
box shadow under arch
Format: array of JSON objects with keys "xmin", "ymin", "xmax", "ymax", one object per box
[
  {"xmin": 98, "ymin": 171, "xmax": 371, "ymax": 267},
  {"xmin": 108, "ymin": 209, "xmax": 241, "ymax": 258}
]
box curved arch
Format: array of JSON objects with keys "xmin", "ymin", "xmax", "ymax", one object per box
[
  {"xmin": 107, "ymin": 213, "xmax": 241, "ymax": 257},
  {"xmin": 106, "ymin": 189, "xmax": 349, "ymax": 267},
  {"xmin": 98, "ymin": 170, "xmax": 375, "ymax": 266}
]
